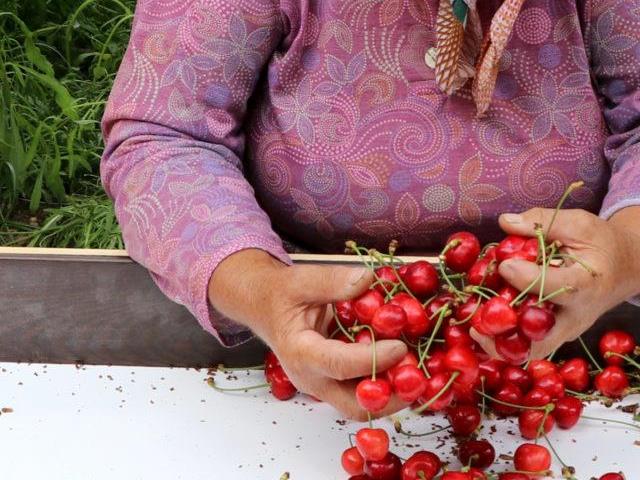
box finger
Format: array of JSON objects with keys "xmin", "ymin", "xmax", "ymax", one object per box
[
  {"xmin": 498, "ymin": 260, "xmax": 585, "ymax": 305},
  {"xmin": 300, "ymin": 330, "xmax": 408, "ymax": 381},
  {"xmin": 470, "ymin": 328, "xmax": 500, "ymax": 359},
  {"xmin": 499, "ymin": 208, "xmax": 602, "ymax": 244},
  {"xmin": 290, "ymin": 264, "xmax": 375, "ymax": 304},
  {"xmin": 319, "ymin": 380, "xmax": 409, "ymax": 421}
]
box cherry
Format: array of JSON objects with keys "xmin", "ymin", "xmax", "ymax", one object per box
[
  {"xmin": 522, "ymin": 387, "xmax": 552, "ymax": 408},
  {"xmin": 497, "ymin": 285, "xmax": 520, "ymax": 303},
  {"xmin": 374, "ymin": 266, "xmax": 399, "ymax": 296},
  {"xmin": 401, "ymin": 451, "xmax": 441, "ymax": 480},
  {"xmin": 479, "ymin": 358, "xmax": 507, "ymax": 392},
  {"xmin": 513, "ymin": 443, "xmax": 551, "ymax": 473},
  {"xmin": 457, "ymin": 439, "xmax": 496, "ymax": 470},
  {"xmin": 349, "ymin": 476, "xmax": 369, "ymax": 480},
  {"xmin": 372, "ymin": 304, "xmax": 407, "ymax": 339},
  {"xmin": 444, "ymin": 231, "xmax": 481, "ymax": 273},
  {"xmin": 519, "ymin": 294, "xmax": 555, "ymax": 312},
  {"xmin": 502, "ymin": 366, "xmax": 532, "ymax": 392},
  {"xmin": 521, "ymin": 237, "xmax": 540, "ymax": 262},
  {"xmin": 417, "ymin": 372, "xmax": 456, "ymax": 412},
  {"xmin": 558, "ymin": 358, "xmax": 590, "ymax": 392},
  {"xmin": 268, "ymin": 366, "xmax": 297, "ymax": 400},
  {"xmin": 491, "ymin": 383, "xmax": 523, "ymax": 416},
  {"xmin": 518, "ymin": 409, "xmax": 555, "ymax": 439},
  {"xmin": 342, "ymin": 446, "xmax": 365, "ymax": 475},
  {"xmin": 527, "ymin": 359, "xmax": 557, "ymax": 382},
  {"xmin": 468, "ymin": 468, "xmax": 487, "ymax": 480},
  {"xmin": 553, "ymin": 396, "xmax": 583, "ymax": 429},
  {"xmin": 495, "ymin": 330, "xmax": 531, "ymax": 365},
  {"xmin": 335, "ymin": 300, "xmax": 357, "ymax": 328},
  {"xmin": 594, "ymin": 366, "xmax": 629, "ymax": 398},
  {"xmin": 441, "ymin": 472, "xmax": 472, "ymax": 480},
  {"xmin": 392, "ymin": 364, "xmax": 427, "ymax": 403},
  {"xmin": 496, "ymin": 235, "xmax": 528, "ymax": 262},
  {"xmin": 265, "ymin": 350, "xmax": 281, "ymax": 374},
  {"xmin": 390, "ymin": 293, "xmax": 431, "ymax": 338},
  {"xmin": 599, "ymin": 330, "xmax": 636, "ymax": 366},
  {"xmin": 467, "ymin": 258, "xmax": 501, "ymax": 289},
  {"xmin": 425, "ymin": 349, "xmax": 447, "ymax": 376},
  {"xmin": 386, "ymin": 352, "xmax": 419, "ymax": 384},
  {"xmin": 355, "ymin": 428, "xmax": 389, "ymax": 462},
  {"xmin": 483, "ymin": 245, "xmax": 498, "ymax": 261},
  {"xmin": 470, "ymin": 304, "xmax": 490, "ymax": 335},
  {"xmin": 599, "ymin": 473, "xmax": 626, "ymax": 480},
  {"xmin": 447, "ymin": 405, "xmax": 482, "ymax": 436},
  {"xmin": 364, "ymin": 452, "xmax": 402, "ymax": 480},
  {"xmin": 444, "ymin": 322, "xmax": 475, "ymax": 350},
  {"xmin": 534, "ymin": 372, "xmax": 565, "ymax": 400},
  {"xmin": 356, "ymin": 378, "xmax": 392, "ymax": 413},
  {"xmin": 403, "ymin": 260, "xmax": 439, "ymax": 297},
  {"xmin": 453, "ymin": 383, "xmax": 481, "ymax": 405},
  {"xmin": 480, "ymin": 297, "xmax": 518, "ymax": 336},
  {"xmin": 518, "ymin": 306, "xmax": 555, "ymax": 341},
  {"xmin": 455, "ymin": 296, "xmax": 482, "ymax": 323},
  {"xmin": 355, "ymin": 329, "xmax": 373, "ymax": 344},
  {"xmin": 498, "ymin": 474, "xmax": 529, "ymax": 480},
  {"xmin": 425, "ymin": 293, "xmax": 455, "ymax": 319},
  {"xmin": 353, "ymin": 289, "xmax": 385, "ymax": 324},
  {"xmin": 444, "ymin": 346, "xmax": 480, "ymax": 386}
]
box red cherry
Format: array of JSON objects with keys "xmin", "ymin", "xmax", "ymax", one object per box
[
  {"xmin": 518, "ymin": 306, "xmax": 556, "ymax": 341},
  {"xmin": 534, "ymin": 372, "xmax": 565, "ymax": 400},
  {"xmin": 401, "ymin": 451, "xmax": 441, "ymax": 480},
  {"xmin": 386, "ymin": 352, "xmax": 419, "ymax": 384},
  {"xmin": 392, "ymin": 365, "xmax": 427, "ymax": 403},
  {"xmin": 355, "ymin": 428, "xmax": 389, "ymax": 461},
  {"xmin": 348, "ymin": 476, "xmax": 369, "ymax": 480},
  {"xmin": 268, "ymin": 366, "xmax": 297, "ymax": 400},
  {"xmin": 553, "ymin": 396, "xmax": 584, "ymax": 429},
  {"xmin": 453, "ymin": 382, "xmax": 481, "ymax": 405},
  {"xmin": 468, "ymin": 468, "xmax": 487, "ymax": 480},
  {"xmin": 341, "ymin": 447, "xmax": 365, "ymax": 475},
  {"xmin": 353, "ymin": 289, "xmax": 385, "ymax": 324},
  {"xmin": 455, "ymin": 296, "xmax": 482, "ymax": 323},
  {"xmin": 467, "ymin": 258, "xmax": 502, "ymax": 289},
  {"xmin": 558, "ymin": 358, "xmax": 590, "ymax": 392},
  {"xmin": 444, "ymin": 346, "xmax": 480, "ymax": 386},
  {"xmin": 444, "ymin": 232, "xmax": 481, "ymax": 273},
  {"xmin": 491, "ymin": 383, "xmax": 523, "ymax": 415},
  {"xmin": 391, "ymin": 293, "xmax": 431, "ymax": 338},
  {"xmin": 441, "ymin": 472, "xmax": 472, "ymax": 480},
  {"xmin": 372, "ymin": 304, "xmax": 407, "ymax": 339},
  {"xmin": 599, "ymin": 473, "xmax": 626, "ymax": 480},
  {"xmin": 403, "ymin": 261, "xmax": 439, "ymax": 297},
  {"xmin": 480, "ymin": 297, "xmax": 518, "ymax": 336},
  {"xmin": 417, "ymin": 372, "xmax": 455, "ymax": 412},
  {"xmin": 479, "ymin": 358, "xmax": 507, "ymax": 392},
  {"xmin": 498, "ymin": 474, "xmax": 529, "ymax": 480},
  {"xmin": 496, "ymin": 235, "xmax": 528, "ymax": 261},
  {"xmin": 594, "ymin": 366, "xmax": 629, "ymax": 398},
  {"xmin": 355, "ymin": 329, "xmax": 373, "ymax": 344},
  {"xmin": 356, "ymin": 378, "xmax": 392, "ymax": 413},
  {"xmin": 264, "ymin": 350, "xmax": 281, "ymax": 373},
  {"xmin": 425, "ymin": 293, "xmax": 455, "ymax": 319},
  {"xmin": 518, "ymin": 409, "xmax": 555, "ymax": 439},
  {"xmin": 364, "ymin": 452, "xmax": 402, "ymax": 480},
  {"xmin": 527, "ymin": 359, "xmax": 558, "ymax": 382},
  {"xmin": 444, "ymin": 323, "xmax": 474, "ymax": 350},
  {"xmin": 495, "ymin": 331, "xmax": 531, "ymax": 365},
  {"xmin": 522, "ymin": 387, "xmax": 552, "ymax": 408},
  {"xmin": 497, "ymin": 285, "xmax": 520, "ymax": 304},
  {"xmin": 374, "ymin": 266, "xmax": 399, "ymax": 296},
  {"xmin": 425, "ymin": 349, "xmax": 447, "ymax": 376},
  {"xmin": 599, "ymin": 330, "xmax": 636, "ymax": 366},
  {"xmin": 457, "ymin": 439, "xmax": 496, "ymax": 470},
  {"xmin": 502, "ymin": 366, "xmax": 532, "ymax": 392},
  {"xmin": 483, "ymin": 245, "xmax": 498, "ymax": 261},
  {"xmin": 521, "ymin": 238, "xmax": 541, "ymax": 261},
  {"xmin": 447, "ymin": 405, "xmax": 482, "ymax": 436},
  {"xmin": 514, "ymin": 443, "xmax": 551, "ymax": 473},
  {"xmin": 335, "ymin": 300, "xmax": 357, "ymax": 328}
]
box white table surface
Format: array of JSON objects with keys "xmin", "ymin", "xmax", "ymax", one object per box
[{"xmin": 1, "ymin": 362, "xmax": 638, "ymax": 480}]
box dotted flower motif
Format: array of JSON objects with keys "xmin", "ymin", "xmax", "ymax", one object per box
[
  {"xmin": 591, "ymin": 10, "xmax": 635, "ymax": 74},
  {"xmin": 513, "ymin": 74, "xmax": 584, "ymax": 142},
  {"xmin": 207, "ymin": 14, "xmax": 271, "ymax": 81},
  {"xmin": 457, "ymin": 154, "xmax": 504, "ymax": 226}
]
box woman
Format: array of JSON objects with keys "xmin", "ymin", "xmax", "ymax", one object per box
[{"xmin": 101, "ymin": 0, "xmax": 640, "ymax": 419}]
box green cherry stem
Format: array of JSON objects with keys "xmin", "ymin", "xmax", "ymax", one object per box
[
  {"xmin": 351, "ymin": 325, "xmax": 378, "ymax": 381},
  {"xmin": 438, "ymin": 241, "xmax": 465, "ymax": 298},
  {"xmin": 413, "ymin": 371, "xmax": 460, "ymax": 414},
  {"xmin": 604, "ymin": 352, "xmax": 640, "ymax": 371},
  {"xmin": 417, "ymin": 305, "xmax": 450, "ymax": 370},
  {"xmin": 537, "ymin": 285, "xmax": 575, "ymax": 304},
  {"xmin": 545, "ymin": 180, "xmax": 584, "ymax": 238},
  {"xmin": 332, "ymin": 304, "xmax": 355, "ymax": 343},
  {"xmin": 474, "ymin": 390, "xmax": 551, "ymax": 411},
  {"xmin": 510, "ymin": 270, "xmax": 543, "ymax": 307},
  {"xmin": 535, "ymin": 404, "xmax": 555, "ymax": 444},
  {"xmin": 578, "ymin": 336, "xmax": 603, "ymax": 372},
  {"xmin": 369, "ymin": 248, "xmax": 418, "ymax": 300},
  {"xmin": 206, "ymin": 377, "xmax": 269, "ymax": 392},
  {"xmin": 450, "ymin": 296, "xmax": 482, "ymax": 326},
  {"xmin": 580, "ymin": 415, "xmax": 640, "ymax": 431},
  {"xmin": 536, "ymin": 227, "xmax": 547, "ymax": 303},
  {"xmin": 393, "ymin": 418, "xmax": 450, "ymax": 437},
  {"xmin": 550, "ymin": 253, "xmax": 596, "ymax": 276}
]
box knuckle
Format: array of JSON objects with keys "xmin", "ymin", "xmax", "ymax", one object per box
[{"xmin": 573, "ymin": 209, "xmax": 596, "ymax": 233}]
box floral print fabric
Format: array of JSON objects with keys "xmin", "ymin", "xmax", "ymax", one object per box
[{"xmin": 101, "ymin": 0, "xmax": 640, "ymax": 345}]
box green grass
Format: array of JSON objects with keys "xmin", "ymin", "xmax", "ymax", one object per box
[{"xmin": 0, "ymin": 0, "xmax": 134, "ymax": 248}]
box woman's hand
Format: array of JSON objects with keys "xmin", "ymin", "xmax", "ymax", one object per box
[
  {"xmin": 471, "ymin": 207, "xmax": 640, "ymax": 360},
  {"xmin": 208, "ymin": 249, "xmax": 408, "ymax": 420}
]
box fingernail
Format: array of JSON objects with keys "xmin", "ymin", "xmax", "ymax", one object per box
[
  {"xmin": 348, "ymin": 267, "xmax": 369, "ymax": 285},
  {"xmin": 502, "ymin": 213, "xmax": 523, "ymax": 224}
]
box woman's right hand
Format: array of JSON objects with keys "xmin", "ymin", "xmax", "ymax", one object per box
[{"xmin": 208, "ymin": 249, "xmax": 408, "ymax": 420}]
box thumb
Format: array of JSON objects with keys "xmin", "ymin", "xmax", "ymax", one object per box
[{"xmin": 290, "ymin": 264, "xmax": 375, "ymax": 304}]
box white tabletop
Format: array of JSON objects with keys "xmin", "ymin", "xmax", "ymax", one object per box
[{"xmin": 0, "ymin": 362, "xmax": 638, "ymax": 479}]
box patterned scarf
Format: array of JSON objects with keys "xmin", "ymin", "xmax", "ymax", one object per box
[{"xmin": 435, "ymin": 0, "xmax": 526, "ymax": 117}]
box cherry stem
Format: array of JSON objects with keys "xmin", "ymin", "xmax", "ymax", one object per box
[
  {"xmin": 551, "ymin": 253, "xmax": 596, "ymax": 276},
  {"xmin": 206, "ymin": 377, "xmax": 269, "ymax": 392},
  {"xmin": 480, "ymin": 377, "xmax": 486, "ymax": 417},
  {"xmin": 474, "ymin": 389, "xmax": 551, "ymax": 411},
  {"xmin": 393, "ymin": 419, "xmax": 450, "ymax": 437},
  {"xmin": 332, "ymin": 304, "xmax": 356, "ymax": 342},
  {"xmin": 537, "ymin": 285, "xmax": 574, "ymax": 304},
  {"xmin": 605, "ymin": 352, "xmax": 640, "ymax": 371},
  {"xmin": 580, "ymin": 415, "xmax": 640, "ymax": 431},
  {"xmin": 535, "ymin": 227, "xmax": 547, "ymax": 303},
  {"xmin": 417, "ymin": 305, "xmax": 450, "ymax": 371},
  {"xmin": 466, "ymin": 286, "xmax": 493, "ymax": 301},
  {"xmin": 566, "ymin": 389, "xmax": 612, "ymax": 403},
  {"xmin": 367, "ymin": 411, "xmax": 373, "ymax": 429},
  {"xmin": 535, "ymin": 404, "xmax": 555, "ymax": 443},
  {"xmin": 480, "ymin": 242, "xmax": 499, "ymax": 257},
  {"xmin": 510, "ymin": 269, "xmax": 543, "ymax": 307},
  {"xmin": 413, "ymin": 371, "xmax": 460, "ymax": 414},
  {"xmin": 546, "ymin": 349, "xmax": 557, "ymax": 362},
  {"xmin": 438, "ymin": 241, "xmax": 465, "ymax": 298},
  {"xmin": 450, "ymin": 296, "xmax": 482, "ymax": 326},
  {"xmin": 215, "ymin": 364, "xmax": 265, "ymax": 372},
  {"xmin": 578, "ymin": 335, "xmax": 603, "ymax": 372},
  {"xmin": 545, "ymin": 180, "xmax": 584, "ymax": 238},
  {"xmin": 352, "ymin": 325, "xmax": 378, "ymax": 381},
  {"xmin": 369, "ymin": 248, "xmax": 418, "ymax": 301},
  {"xmin": 543, "ymin": 433, "xmax": 570, "ymax": 470}
]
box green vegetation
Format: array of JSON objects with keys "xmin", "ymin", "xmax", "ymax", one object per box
[{"xmin": 0, "ymin": 0, "xmax": 134, "ymax": 248}]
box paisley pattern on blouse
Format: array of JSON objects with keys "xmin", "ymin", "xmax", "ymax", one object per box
[{"xmin": 101, "ymin": 0, "xmax": 640, "ymax": 345}]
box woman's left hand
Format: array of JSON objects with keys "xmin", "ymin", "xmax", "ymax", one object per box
[{"xmin": 471, "ymin": 207, "xmax": 640, "ymax": 360}]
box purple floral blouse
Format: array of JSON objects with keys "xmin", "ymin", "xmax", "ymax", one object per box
[{"xmin": 101, "ymin": 0, "xmax": 640, "ymax": 346}]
